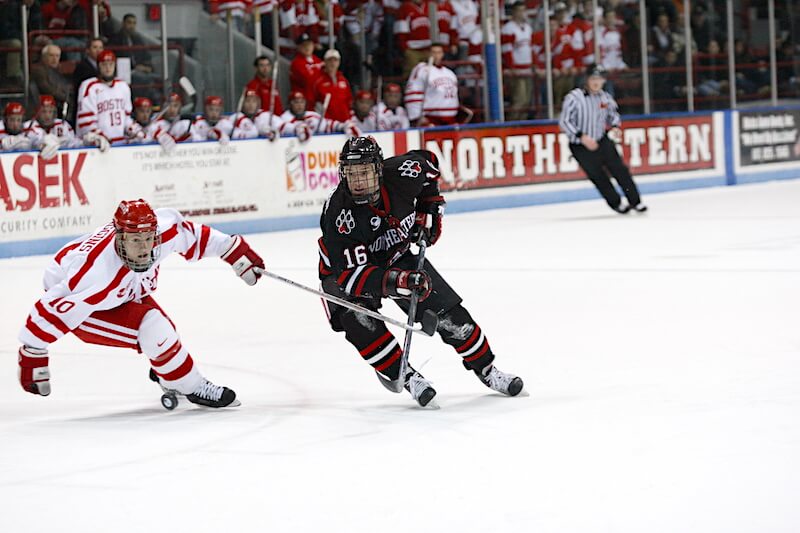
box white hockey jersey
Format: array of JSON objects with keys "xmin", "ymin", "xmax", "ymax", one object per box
[
  {"xmin": 501, "ymin": 19, "xmax": 533, "ymax": 69},
  {"xmin": 24, "ymin": 118, "xmax": 83, "ymax": 150},
  {"xmin": 450, "ymin": 0, "xmax": 482, "ymax": 59},
  {"xmin": 0, "ymin": 120, "xmax": 33, "ymax": 151},
  {"xmin": 76, "ymin": 77, "xmax": 133, "ymax": 144},
  {"xmin": 405, "ymin": 62, "xmax": 459, "ymax": 122},
  {"xmin": 376, "ymin": 103, "xmax": 411, "ymax": 130},
  {"xmin": 19, "ymin": 209, "xmax": 235, "ymax": 350},
  {"xmin": 277, "ymin": 110, "xmax": 344, "ymax": 138},
  {"xmin": 230, "ymin": 110, "xmax": 283, "ymax": 139},
  {"xmin": 598, "ymin": 27, "xmax": 627, "ymax": 70},
  {"xmin": 190, "ymin": 115, "xmax": 234, "ymax": 142},
  {"xmin": 349, "ymin": 110, "xmax": 377, "ymax": 132},
  {"xmin": 150, "ymin": 114, "xmax": 193, "ymax": 143}
]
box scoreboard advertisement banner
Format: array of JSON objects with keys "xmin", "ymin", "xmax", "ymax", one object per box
[
  {"xmin": 737, "ymin": 109, "xmax": 800, "ymax": 167},
  {"xmin": 418, "ymin": 114, "xmax": 720, "ymax": 191}
]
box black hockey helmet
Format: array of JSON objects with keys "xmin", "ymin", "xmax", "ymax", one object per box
[{"xmin": 339, "ymin": 136, "xmax": 384, "ymax": 205}]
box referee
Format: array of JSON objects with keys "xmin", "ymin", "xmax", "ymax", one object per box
[{"xmin": 559, "ymin": 64, "xmax": 647, "ymax": 214}]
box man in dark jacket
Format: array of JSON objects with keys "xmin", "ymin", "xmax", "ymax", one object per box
[
  {"xmin": 0, "ymin": 0, "xmax": 43, "ymax": 87},
  {"xmin": 71, "ymin": 37, "xmax": 103, "ymax": 122}
]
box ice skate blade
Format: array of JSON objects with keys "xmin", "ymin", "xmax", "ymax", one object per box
[{"xmin": 419, "ymin": 398, "xmax": 440, "ymax": 410}]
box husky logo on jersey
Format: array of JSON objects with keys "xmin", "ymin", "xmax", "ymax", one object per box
[
  {"xmin": 370, "ymin": 216, "xmax": 381, "ymax": 231},
  {"xmin": 398, "ymin": 159, "xmax": 422, "ymax": 178},
  {"xmin": 336, "ymin": 209, "xmax": 355, "ymax": 235}
]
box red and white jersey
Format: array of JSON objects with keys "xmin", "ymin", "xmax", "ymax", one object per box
[
  {"xmin": 598, "ymin": 26, "xmax": 627, "ymax": 70},
  {"xmin": 394, "ymin": 1, "xmax": 432, "ymax": 51},
  {"xmin": 405, "ymin": 62, "xmax": 459, "ymax": 121},
  {"xmin": 24, "ymin": 118, "xmax": 82, "ymax": 149},
  {"xmin": 501, "ymin": 19, "xmax": 533, "ymax": 69},
  {"xmin": 76, "ymin": 77, "xmax": 133, "ymax": 144},
  {"xmin": 126, "ymin": 120, "xmax": 158, "ymax": 144},
  {"xmin": 277, "ymin": 110, "xmax": 343, "ymax": 136},
  {"xmin": 376, "ymin": 102, "xmax": 410, "ymax": 130},
  {"xmin": 19, "ymin": 209, "xmax": 234, "ymax": 350},
  {"xmin": 191, "ymin": 115, "xmax": 234, "ymax": 142},
  {"xmin": 349, "ymin": 110, "xmax": 377, "ymax": 132},
  {"xmin": 0, "ymin": 120, "xmax": 33, "ymax": 151},
  {"xmin": 150, "ymin": 114, "xmax": 193, "ymax": 143},
  {"xmin": 295, "ymin": 0, "xmax": 320, "ymax": 39},
  {"xmin": 450, "ymin": 0, "xmax": 482, "ymax": 58},
  {"xmin": 436, "ymin": 0, "xmax": 458, "ymax": 47},
  {"xmin": 230, "ymin": 110, "xmax": 282, "ymax": 139},
  {"xmin": 208, "ymin": 0, "xmax": 252, "ymax": 17},
  {"xmin": 569, "ymin": 17, "xmax": 595, "ymax": 66}
]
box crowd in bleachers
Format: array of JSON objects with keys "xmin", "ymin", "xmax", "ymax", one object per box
[{"xmin": 1, "ymin": 0, "xmax": 799, "ymax": 157}]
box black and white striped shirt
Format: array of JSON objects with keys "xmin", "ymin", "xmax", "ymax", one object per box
[{"xmin": 558, "ymin": 87, "xmax": 622, "ymax": 144}]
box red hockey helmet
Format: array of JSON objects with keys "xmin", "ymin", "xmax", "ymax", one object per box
[
  {"xmin": 205, "ymin": 95, "xmax": 223, "ymax": 107},
  {"xmin": 133, "ymin": 97, "xmax": 152, "ymax": 109},
  {"xmin": 4, "ymin": 102, "xmax": 24, "ymax": 117},
  {"xmin": 289, "ymin": 91, "xmax": 305, "ymax": 102},
  {"xmin": 243, "ymin": 89, "xmax": 258, "ymax": 99},
  {"xmin": 38, "ymin": 95, "xmax": 56, "ymax": 108},
  {"xmin": 98, "ymin": 50, "xmax": 116, "ymax": 64},
  {"xmin": 355, "ymin": 90, "xmax": 373, "ymax": 101},
  {"xmin": 384, "ymin": 83, "xmax": 402, "ymax": 94},
  {"xmin": 113, "ymin": 199, "xmax": 158, "ymax": 233}
]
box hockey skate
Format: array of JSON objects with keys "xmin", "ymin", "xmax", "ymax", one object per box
[
  {"xmin": 149, "ymin": 369, "xmax": 240, "ymax": 409},
  {"xmin": 404, "ymin": 368, "xmax": 437, "ymax": 407},
  {"xmin": 474, "ymin": 365, "xmax": 524, "ymax": 396}
]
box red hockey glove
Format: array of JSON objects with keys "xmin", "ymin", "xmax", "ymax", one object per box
[
  {"xmin": 221, "ymin": 235, "xmax": 264, "ymax": 286},
  {"xmin": 18, "ymin": 346, "xmax": 51, "ymax": 396},
  {"xmin": 409, "ymin": 198, "xmax": 445, "ymax": 246},
  {"xmin": 382, "ymin": 268, "xmax": 432, "ymax": 301}
]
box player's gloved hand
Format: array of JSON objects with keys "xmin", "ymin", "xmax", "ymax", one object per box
[
  {"xmin": 259, "ymin": 127, "xmax": 277, "ymax": 142},
  {"xmin": 343, "ymin": 120, "xmax": 362, "ymax": 138},
  {"xmin": 382, "ymin": 268, "xmax": 432, "ymax": 301},
  {"xmin": 209, "ymin": 128, "xmax": 230, "ymax": 145},
  {"xmin": 156, "ymin": 130, "xmax": 176, "ymax": 153},
  {"xmin": 83, "ymin": 131, "xmax": 110, "ymax": 152},
  {"xmin": 295, "ymin": 122, "xmax": 311, "ymax": 143},
  {"xmin": 125, "ymin": 122, "xmax": 146, "ymax": 142},
  {"xmin": 18, "ymin": 346, "xmax": 51, "ymax": 396},
  {"xmin": 409, "ymin": 198, "xmax": 445, "ymax": 246},
  {"xmin": 221, "ymin": 235, "xmax": 264, "ymax": 286},
  {"xmin": 40, "ymin": 133, "xmax": 60, "ymax": 160}
]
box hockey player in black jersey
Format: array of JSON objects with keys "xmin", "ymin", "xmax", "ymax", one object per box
[{"xmin": 318, "ymin": 136, "xmax": 524, "ymax": 406}]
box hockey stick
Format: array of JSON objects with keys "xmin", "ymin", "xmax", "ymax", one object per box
[
  {"xmin": 377, "ymin": 240, "xmax": 428, "ymax": 393},
  {"xmin": 267, "ymin": 57, "xmax": 280, "ymax": 140},
  {"xmin": 316, "ymin": 92, "xmax": 332, "ymax": 134},
  {"xmin": 252, "ymin": 267, "xmax": 438, "ymax": 336}
]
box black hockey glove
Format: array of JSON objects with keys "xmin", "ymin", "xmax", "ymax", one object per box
[
  {"xmin": 409, "ymin": 198, "xmax": 445, "ymax": 246},
  {"xmin": 382, "ymin": 268, "xmax": 432, "ymax": 302}
]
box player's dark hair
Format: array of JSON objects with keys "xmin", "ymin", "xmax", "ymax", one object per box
[{"xmin": 253, "ymin": 55, "xmax": 271, "ymax": 67}]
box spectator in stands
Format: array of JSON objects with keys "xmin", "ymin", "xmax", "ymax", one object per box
[
  {"xmin": 294, "ymin": 0, "xmax": 321, "ymax": 49},
  {"xmin": 350, "ymin": 90, "xmax": 377, "ymax": 131},
  {"xmin": 649, "ymin": 13, "xmax": 673, "ymax": 64},
  {"xmin": 376, "ymin": 82, "xmax": 410, "ymax": 130},
  {"xmin": 290, "ymin": 33, "xmax": 324, "ymax": 111},
  {"xmin": 109, "ymin": 14, "xmax": 160, "ymax": 103},
  {"xmin": 551, "ymin": 10, "xmax": 578, "ymax": 110},
  {"xmin": 394, "ymin": 0, "xmax": 432, "ymax": 78},
  {"xmin": 732, "ymin": 39, "xmax": 767, "ymax": 96},
  {"xmin": 246, "ymin": 55, "xmax": 284, "ymax": 115},
  {"xmin": 312, "ymin": 48, "xmax": 353, "ymax": 122},
  {"xmin": 72, "ymin": 37, "xmax": 103, "ymax": 116},
  {"xmin": 0, "ymin": 0, "xmax": 43, "ymax": 89},
  {"xmin": 690, "ymin": 4, "xmax": 717, "ymax": 54},
  {"xmin": 41, "ymin": 0, "xmax": 88, "ymax": 61},
  {"xmin": 405, "ymin": 43, "xmax": 459, "ymax": 126},
  {"xmin": 651, "ymin": 48, "xmax": 686, "ymax": 111},
  {"xmin": 502, "ymin": 1, "xmax": 534, "ymax": 121},
  {"xmin": 598, "ymin": 9, "xmax": 627, "ymax": 71},
  {"xmin": 646, "ymin": 0, "xmax": 677, "ymax": 28},
  {"xmin": 0, "ymin": 102, "xmax": 33, "ymax": 152},
  {"xmin": 208, "ymin": 0, "xmax": 249, "ymax": 34},
  {"xmin": 82, "ymin": 0, "xmax": 114, "ymax": 41},
  {"xmin": 776, "ymin": 39, "xmax": 798, "ymax": 94},
  {"xmin": 30, "ymin": 44, "xmax": 74, "ymax": 118},
  {"xmin": 696, "ymin": 39, "xmax": 728, "ymax": 100},
  {"xmin": 253, "ymin": 0, "xmax": 298, "ymax": 51}
]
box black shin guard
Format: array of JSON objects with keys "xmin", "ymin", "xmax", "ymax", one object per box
[{"xmin": 436, "ymin": 305, "xmax": 495, "ymax": 372}]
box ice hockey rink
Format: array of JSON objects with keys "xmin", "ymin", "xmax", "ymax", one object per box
[{"xmin": 0, "ymin": 178, "xmax": 798, "ymax": 533}]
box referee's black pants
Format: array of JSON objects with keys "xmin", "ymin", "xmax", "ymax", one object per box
[{"xmin": 569, "ymin": 135, "xmax": 641, "ymax": 210}]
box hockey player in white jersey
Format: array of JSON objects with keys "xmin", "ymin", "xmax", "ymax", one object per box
[
  {"xmin": 376, "ymin": 83, "xmax": 410, "ymax": 130},
  {"xmin": 278, "ymin": 90, "xmax": 360, "ymax": 142},
  {"xmin": 25, "ymin": 95, "xmax": 82, "ymax": 159},
  {"xmin": 76, "ymin": 50, "xmax": 131, "ymax": 151},
  {"xmin": 126, "ymin": 97, "xmax": 157, "ymax": 144},
  {"xmin": 405, "ymin": 43, "xmax": 459, "ymax": 126},
  {"xmin": 0, "ymin": 102, "xmax": 32, "ymax": 152},
  {"xmin": 150, "ymin": 92, "xmax": 193, "ymax": 153},
  {"xmin": 191, "ymin": 95, "xmax": 233, "ymax": 143},
  {"xmin": 17, "ymin": 199, "xmax": 266, "ymax": 408},
  {"xmin": 349, "ymin": 90, "xmax": 378, "ymax": 132},
  {"xmin": 230, "ymin": 89, "xmax": 282, "ymax": 140}
]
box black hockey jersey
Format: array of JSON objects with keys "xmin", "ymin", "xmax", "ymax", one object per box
[{"xmin": 318, "ymin": 149, "xmax": 442, "ymax": 299}]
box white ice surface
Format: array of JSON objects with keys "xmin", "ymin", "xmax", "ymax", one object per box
[{"xmin": 1, "ymin": 180, "xmax": 799, "ymax": 533}]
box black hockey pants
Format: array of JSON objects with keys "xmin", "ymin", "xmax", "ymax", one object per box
[{"xmin": 569, "ymin": 135, "xmax": 641, "ymax": 210}]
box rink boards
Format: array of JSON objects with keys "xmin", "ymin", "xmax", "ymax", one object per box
[{"xmin": 1, "ymin": 107, "xmax": 799, "ymax": 258}]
